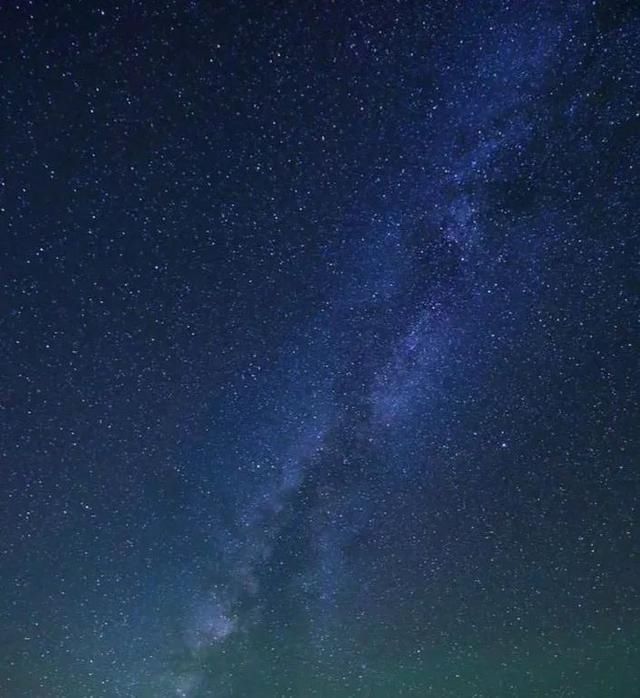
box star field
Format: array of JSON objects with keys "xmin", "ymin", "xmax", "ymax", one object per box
[{"xmin": 1, "ymin": 1, "xmax": 639, "ymax": 696}]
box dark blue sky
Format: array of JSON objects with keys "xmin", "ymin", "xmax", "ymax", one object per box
[{"xmin": 1, "ymin": 1, "xmax": 638, "ymax": 696}]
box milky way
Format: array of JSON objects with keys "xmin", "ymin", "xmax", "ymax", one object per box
[{"xmin": 1, "ymin": 1, "xmax": 638, "ymax": 697}]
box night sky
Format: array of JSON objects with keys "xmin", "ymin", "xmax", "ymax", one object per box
[{"xmin": 1, "ymin": 1, "xmax": 639, "ymax": 696}]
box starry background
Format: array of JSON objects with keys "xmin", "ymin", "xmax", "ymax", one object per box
[{"xmin": 1, "ymin": 1, "xmax": 639, "ymax": 696}]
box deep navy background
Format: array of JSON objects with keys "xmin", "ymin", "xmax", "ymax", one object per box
[{"xmin": 1, "ymin": 1, "xmax": 638, "ymax": 696}]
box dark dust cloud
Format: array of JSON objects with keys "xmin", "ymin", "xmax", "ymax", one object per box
[{"xmin": 1, "ymin": 1, "xmax": 638, "ymax": 696}]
